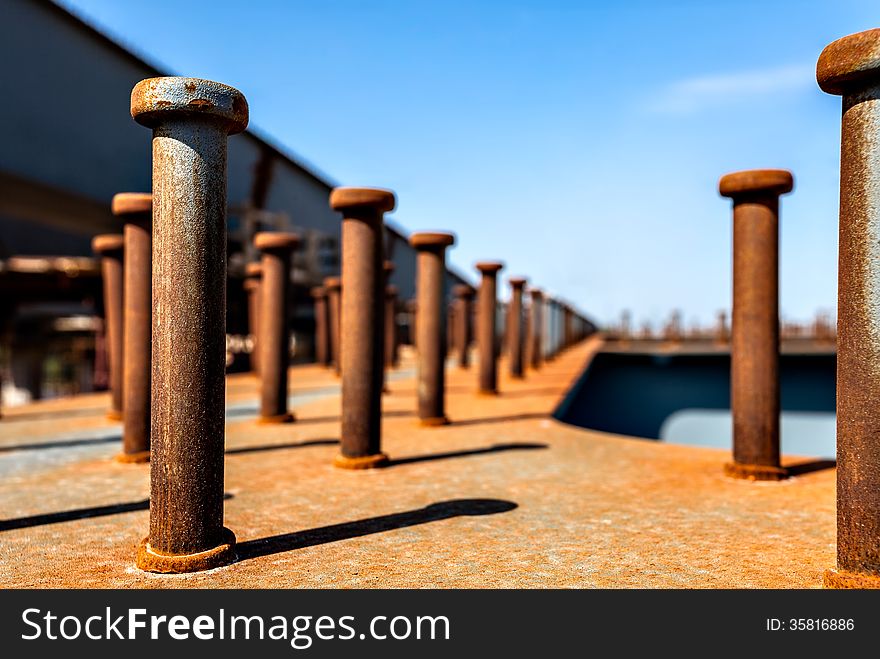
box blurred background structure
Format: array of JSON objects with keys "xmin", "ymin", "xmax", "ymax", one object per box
[{"xmin": 0, "ymin": 0, "xmax": 471, "ymax": 404}]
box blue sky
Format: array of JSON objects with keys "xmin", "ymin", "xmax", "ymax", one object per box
[{"xmin": 57, "ymin": 0, "xmax": 877, "ymax": 328}]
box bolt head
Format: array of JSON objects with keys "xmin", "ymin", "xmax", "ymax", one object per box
[
  {"xmin": 254, "ymin": 232, "xmax": 300, "ymax": 252},
  {"xmin": 244, "ymin": 262, "xmax": 262, "ymax": 278},
  {"xmin": 111, "ymin": 193, "xmax": 152, "ymax": 216},
  {"xmin": 475, "ymin": 261, "xmax": 504, "ymax": 274},
  {"xmin": 386, "ymin": 284, "xmax": 399, "ymax": 296},
  {"xmin": 311, "ymin": 286, "xmax": 326, "ymax": 297},
  {"xmin": 131, "ymin": 77, "xmax": 249, "ymax": 134},
  {"xmin": 718, "ymin": 169, "xmax": 793, "ymax": 199},
  {"xmin": 817, "ymin": 28, "xmax": 880, "ymax": 95},
  {"xmin": 383, "ymin": 260, "xmax": 395, "ymax": 273},
  {"xmin": 324, "ymin": 276, "xmax": 342, "ymax": 290},
  {"xmin": 509, "ymin": 276, "xmax": 527, "ymax": 287},
  {"xmin": 92, "ymin": 234, "xmax": 124, "ymax": 255},
  {"xmin": 453, "ymin": 284, "xmax": 476, "ymax": 298},
  {"xmin": 410, "ymin": 232, "xmax": 456, "ymax": 249},
  {"xmin": 330, "ymin": 187, "xmax": 396, "ymax": 214}
]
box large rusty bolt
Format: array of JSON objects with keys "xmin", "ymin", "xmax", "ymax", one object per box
[
  {"xmin": 508, "ymin": 277, "xmax": 527, "ymax": 378},
  {"xmin": 243, "ymin": 262, "xmax": 262, "ymax": 375},
  {"xmin": 527, "ymin": 288, "xmax": 544, "ymax": 370},
  {"xmin": 131, "ymin": 76, "xmax": 247, "ymax": 573},
  {"xmin": 255, "ymin": 232, "xmax": 299, "ymax": 424},
  {"xmin": 453, "ymin": 284, "xmax": 475, "ymax": 368},
  {"xmin": 719, "ymin": 169, "xmax": 793, "ymax": 482},
  {"xmin": 475, "ymin": 261, "xmax": 504, "ymax": 394},
  {"xmin": 818, "ymin": 28, "xmax": 880, "ymax": 588},
  {"xmin": 92, "ymin": 234, "xmax": 125, "ymax": 421},
  {"xmin": 113, "ymin": 193, "xmax": 152, "ymax": 463},
  {"xmin": 324, "ymin": 276, "xmax": 342, "ymax": 377},
  {"xmin": 331, "ymin": 187, "xmax": 396, "ymax": 469},
  {"xmin": 411, "ymin": 232, "xmax": 456, "ymax": 425},
  {"xmin": 311, "ymin": 286, "xmax": 330, "ymax": 366}
]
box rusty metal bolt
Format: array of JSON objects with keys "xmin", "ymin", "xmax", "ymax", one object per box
[
  {"xmin": 112, "ymin": 193, "xmax": 152, "ymax": 463},
  {"xmin": 508, "ymin": 277, "xmax": 527, "ymax": 378},
  {"xmin": 411, "ymin": 232, "xmax": 456, "ymax": 425},
  {"xmin": 382, "ymin": 260, "xmax": 396, "ymax": 391},
  {"xmin": 385, "ymin": 284, "xmax": 400, "ymax": 369},
  {"xmin": 716, "ymin": 310, "xmax": 729, "ymax": 345},
  {"xmin": 324, "ymin": 276, "xmax": 342, "ymax": 377},
  {"xmin": 92, "ymin": 234, "xmax": 125, "ymax": 421},
  {"xmin": 243, "ymin": 262, "xmax": 262, "ymax": 375},
  {"xmin": 453, "ymin": 284, "xmax": 475, "ymax": 369},
  {"xmin": 255, "ymin": 232, "xmax": 299, "ymax": 424},
  {"xmin": 311, "ymin": 286, "xmax": 330, "ymax": 366},
  {"xmin": 475, "ymin": 261, "xmax": 504, "ymax": 394},
  {"xmin": 331, "ymin": 187, "xmax": 396, "ymax": 468},
  {"xmin": 719, "ymin": 168, "xmax": 793, "ymax": 482},
  {"xmin": 526, "ymin": 288, "xmax": 544, "ymax": 370},
  {"xmin": 818, "ymin": 28, "xmax": 880, "ymax": 588},
  {"xmin": 131, "ymin": 76, "xmax": 247, "ymax": 573},
  {"xmin": 383, "ymin": 261, "xmax": 397, "ymax": 372}
]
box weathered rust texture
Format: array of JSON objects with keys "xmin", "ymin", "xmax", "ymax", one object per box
[
  {"xmin": 324, "ymin": 277, "xmax": 342, "ymax": 377},
  {"xmin": 818, "ymin": 28, "xmax": 880, "ymax": 588},
  {"xmin": 412, "ymin": 232, "xmax": 456, "ymax": 425},
  {"xmin": 719, "ymin": 168, "xmax": 793, "ymax": 482},
  {"xmin": 508, "ymin": 278, "xmax": 527, "ymax": 378},
  {"xmin": 476, "ymin": 261, "xmax": 504, "ymax": 394},
  {"xmin": 92, "ymin": 233, "xmax": 125, "ymax": 420},
  {"xmin": 526, "ymin": 288, "xmax": 544, "ymax": 370},
  {"xmin": 244, "ymin": 262, "xmax": 262, "ymax": 375},
  {"xmin": 332, "ymin": 188, "xmax": 395, "ymax": 468},
  {"xmin": 255, "ymin": 232, "xmax": 299, "ymax": 424},
  {"xmin": 453, "ymin": 284, "xmax": 475, "ymax": 368},
  {"xmin": 447, "ymin": 299, "xmax": 457, "ymax": 352},
  {"xmin": 311, "ymin": 286, "xmax": 330, "ymax": 366},
  {"xmin": 131, "ymin": 76, "xmax": 247, "ymax": 573},
  {"xmin": 113, "ymin": 193, "xmax": 152, "ymax": 463}
]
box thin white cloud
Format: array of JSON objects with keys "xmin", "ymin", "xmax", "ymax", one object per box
[{"xmin": 649, "ymin": 64, "xmax": 815, "ymax": 114}]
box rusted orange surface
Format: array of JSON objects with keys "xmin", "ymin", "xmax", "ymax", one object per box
[{"xmin": 0, "ymin": 338, "xmax": 834, "ymax": 588}]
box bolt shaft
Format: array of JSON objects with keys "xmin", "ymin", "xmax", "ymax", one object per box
[
  {"xmin": 508, "ymin": 279, "xmax": 526, "ymax": 378},
  {"xmin": 527, "ymin": 289, "xmax": 543, "ymax": 370},
  {"xmin": 312, "ymin": 287, "xmax": 330, "ymax": 366},
  {"xmin": 93, "ymin": 236, "xmax": 124, "ymax": 419},
  {"xmin": 454, "ymin": 286, "xmax": 474, "ymax": 368}
]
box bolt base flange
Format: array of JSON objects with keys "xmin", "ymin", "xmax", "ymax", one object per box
[
  {"xmin": 723, "ymin": 462, "xmax": 788, "ymax": 481},
  {"xmin": 136, "ymin": 527, "xmax": 237, "ymax": 574},
  {"xmin": 419, "ymin": 416, "xmax": 450, "ymax": 427},
  {"xmin": 824, "ymin": 569, "xmax": 880, "ymax": 589},
  {"xmin": 333, "ymin": 452, "xmax": 389, "ymax": 470},
  {"xmin": 257, "ymin": 412, "xmax": 296, "ymax": 424},
  {"xmin": 115, "ymin": 450, "xmax": 150, "ymax": 464}
]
